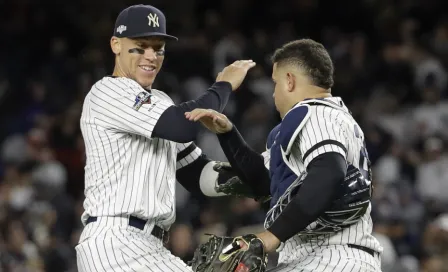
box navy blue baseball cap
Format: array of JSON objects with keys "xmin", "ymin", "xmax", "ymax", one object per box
[{"xmin": 113, "ymin": 4, "xmax": 178, "ymax": 41}]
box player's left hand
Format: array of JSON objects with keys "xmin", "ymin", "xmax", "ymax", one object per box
[{"xmin": 185, "ymin": 108, "xmax": 233, "ymax": 134}]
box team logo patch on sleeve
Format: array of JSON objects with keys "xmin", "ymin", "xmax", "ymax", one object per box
[{"xmin": 132, "ymin": 91, "xmax": 152, "ymax": 111}]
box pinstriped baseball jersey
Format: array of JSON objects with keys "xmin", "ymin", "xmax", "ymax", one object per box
[
  {"xmin": 263, "ymin": 97, "xmax": 382, "ymax": 270},
  {"xmin": 80, "ymin": 76, "xmax": 202, "ymax": 230},
  {"xmin": 75, "ymin": 217, "xmax": 193, "ymax": 272}
]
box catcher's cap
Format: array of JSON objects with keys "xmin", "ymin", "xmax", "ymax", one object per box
[{"xmin": 113, "ymin": 4, "xmax": 178, "ymax": 41}]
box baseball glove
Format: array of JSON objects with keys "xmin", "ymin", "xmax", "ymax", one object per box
[
  {"xmin": 189, "ymin": 234, "xmax": 268, "ymax": 272},
  {"xmin": 214, "ymin": 162, "xmax": 271, "ymax": 203}
]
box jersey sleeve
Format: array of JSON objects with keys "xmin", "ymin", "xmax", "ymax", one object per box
[
  {"xmin": 176, "ymin": 142, "xmax": 203, "ymax": 170},
  {"xmin": 298, "ymin": 107, "xmax": 348, "ymax": 168},
  {"xmin": 88, "ymin": 77, "xmax": 172, "ymax": 138}
]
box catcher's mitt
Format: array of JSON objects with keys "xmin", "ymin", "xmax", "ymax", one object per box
[
  {"xmin": 214, "ymin": 162, "xmax": 271, "ymax": 203},
  {"xmin": 189, "ymin": 234, "xmax": 268, "ymax": 272}
]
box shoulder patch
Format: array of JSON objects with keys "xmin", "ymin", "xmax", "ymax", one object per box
[
  {"xmin": 266, "ymin": 124, "xmax": 281, "ymax": 150},
  {"xmin": 132, "ymin": 91, "xmax": 152, "ymax": 111},
  {"xmin": 278, "ymin": 105, "xmax": 311, "ymax": 154}
]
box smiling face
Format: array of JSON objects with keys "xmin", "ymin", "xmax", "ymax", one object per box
[{"xmin": 111, "ymin": 36, "xmax": 166, "ymax": 88}]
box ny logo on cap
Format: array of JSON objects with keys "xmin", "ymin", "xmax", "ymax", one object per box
[
  {"xmin": 116, "ymin": 25, "xmax": 127, "ymax": 34},
  {"xmin": 147, "ymin": 13, "xmax": 159, "ymax": 27}
]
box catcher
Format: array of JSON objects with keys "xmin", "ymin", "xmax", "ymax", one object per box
[{"xmin": 187, "ymin": 39, "xmax": 382, "ymax": 271}]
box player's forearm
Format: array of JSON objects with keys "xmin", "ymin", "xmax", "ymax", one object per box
[
  {"xmin": 217, "ymin": 126, "xmax": 271, "ymax": 197},
  {"xmin": 176, "ymin": 154, "xmax": 211, "ymax": 196},
  {"xmin": 267, "ymin": 152, "xmax": 347, "ymax": 242},
  {"xmin": 152, "ymin": 81, "xmax": 232, "ymax": 142},
  {"xmin": 176, "ymin": 154, "xmax": 232, "ymax": 197}
]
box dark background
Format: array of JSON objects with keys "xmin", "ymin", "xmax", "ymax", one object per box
[{"xmin": 0, "ymin": 0, "xmax": 448, "ymax": 271}]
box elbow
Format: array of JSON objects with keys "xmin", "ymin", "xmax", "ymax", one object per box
[
  {"xmin": 314, "ymin": 152, "xmax": 347, "ymax": 182},
  {"xmin": 298, "ymin": 154, "xmax": 347, "ymax": 216},
  {"xmin": 333, "ymin": 164, "xmax": 346, "ymax": 182},
  {"xmin": 153, "ymin": 123, "xmax": 200, "ymax": 143}
]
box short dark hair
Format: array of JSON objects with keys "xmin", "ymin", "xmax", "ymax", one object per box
[{"xmin": 271, "ymin": 39, "xmax": 334, "ymax": 89}]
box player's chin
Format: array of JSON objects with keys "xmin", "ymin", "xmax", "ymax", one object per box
[{"xmin": 136, "ymin": 71, "xmax": 157, "ymax": 88}]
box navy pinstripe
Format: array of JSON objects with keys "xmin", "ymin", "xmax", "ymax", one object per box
[
  {"xmin": 77, "ymin": 77, "xmax": 195, "ymax": 271},
  {"xmin": 264, "ymin": 97, "xmax": 382, "ymax": 271}
]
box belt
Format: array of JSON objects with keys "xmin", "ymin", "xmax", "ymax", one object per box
[
  {"xmin": 347, "ymin": 244, "xmax": 378, "ymax": 257},
  {"xmin": 86, "ymin": 216, "xmax": 169, "ymax": 243}
]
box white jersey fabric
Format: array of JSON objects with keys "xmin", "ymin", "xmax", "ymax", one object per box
[
  {"xmin": 264, "ymin": 97, "xmax": 383, "ymax": 271},
  {"xmin": 77, "ymin": 76, "xmax": 200, "ymax": 272}
]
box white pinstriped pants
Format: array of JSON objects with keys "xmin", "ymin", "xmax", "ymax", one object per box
[
  {"xmin": 269, "ymin": 245, "xmax": 382, "ymax": 272},
  {"xmin": 75, "ymin": 216, "xmax": 192, "ymax": 272}
]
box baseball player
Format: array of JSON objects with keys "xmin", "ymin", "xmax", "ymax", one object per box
[
  {"xmin": 187, "ymin": 39, "xmax": 383, "ymax": 271},
  {"xmin": 76, "ymin": 4, "xmax": 256, "ymax": 272}
]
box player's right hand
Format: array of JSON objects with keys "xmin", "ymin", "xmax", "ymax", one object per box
[
  {"xmin": 217, "ymin": 60, "xmax": 256, "ymax": 91},
  {"xmin": 185, "ymin": 109, "xmax": 233, "ymax": 134}
]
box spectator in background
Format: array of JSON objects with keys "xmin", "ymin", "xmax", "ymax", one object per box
[
  {"xmin": 416, "ymin": 136, "xmax": 448, "ymax": 215},
  {"xmin": 412, "ymin": 76, "xmax": 448, "ymax": 141},
  {"xmin": 0, "ymin": 218, "xmax": 43, "ymax": 271},
  {"xmin": 167, "ymin": 223, "xmax": 196, "ymax": 263}
]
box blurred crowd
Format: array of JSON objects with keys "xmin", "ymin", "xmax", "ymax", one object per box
[{"xmin": 1, "ymin": 0, "xmax": 448, "ymax": 271}]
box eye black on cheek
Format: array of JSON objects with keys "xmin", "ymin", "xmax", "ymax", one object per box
[{"xmin": 129, "ymin": 48, "xmax": 145, "ymax": 54}]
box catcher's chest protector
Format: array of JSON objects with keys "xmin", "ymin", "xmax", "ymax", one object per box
[
  {"xmin": 267, "ymin": 105, "xmax": 311, "ymax": 208},
  {"xmin": 265, "ymin": 99, "xmax": 373, "ymax": 233}
]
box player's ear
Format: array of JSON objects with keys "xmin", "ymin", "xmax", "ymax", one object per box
[
  {"xmin": 111, "ymin": 36, "xmax": 122, "ymax": 55},
  {"xmin": 286, "ymin": 72, "xmax": 295, "ymax": 92}
]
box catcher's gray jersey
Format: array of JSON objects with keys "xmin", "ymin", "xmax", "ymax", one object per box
[
  {"xmin": 263, "ymin": 97, "xmax": 382, "ymax": 271},
  {"xmin": 77, "ymin": 76, "xmax": 196, "ymax": 271}
]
